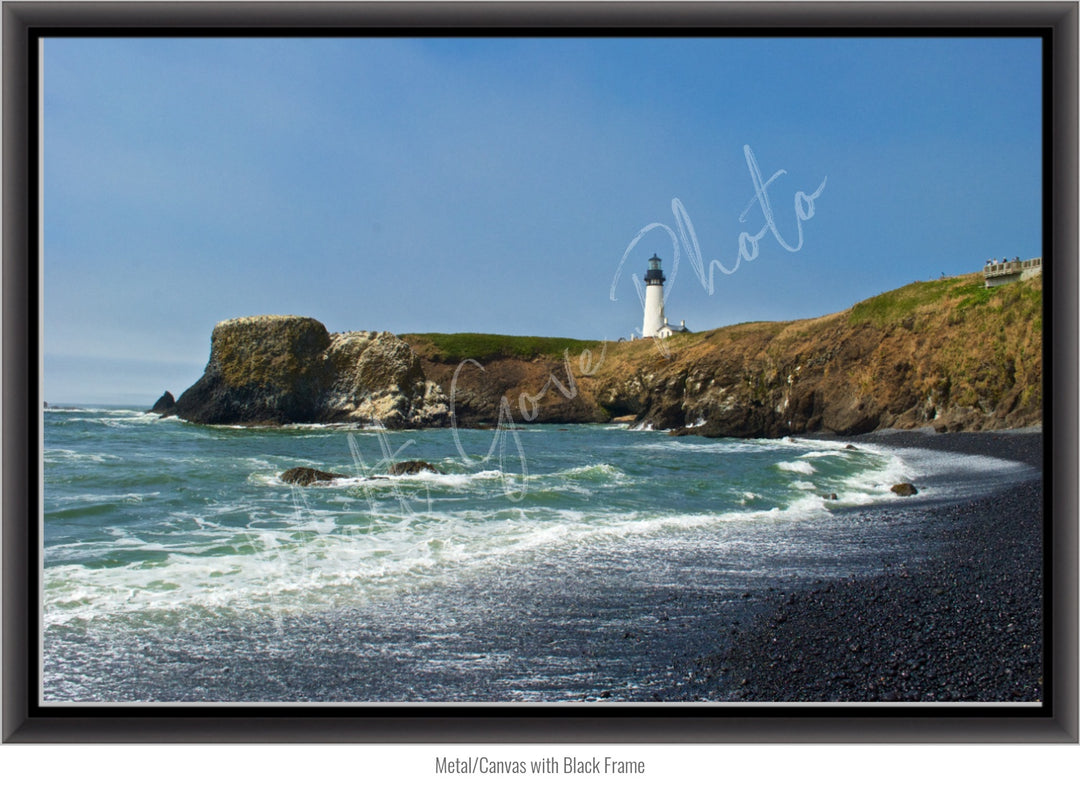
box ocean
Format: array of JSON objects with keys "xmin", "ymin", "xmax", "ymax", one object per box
[{"xmin": 41, "ymin": 406, "xmax": 1038, "ymax": 703}]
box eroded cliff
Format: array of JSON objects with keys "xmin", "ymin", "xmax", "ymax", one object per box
[
  {"xmin": 162, "ymin": 273, "xmax": 1041, "ymax": 436},
  {"xmin": 580, "ymin": 273, "xmax": 1042, "ymax": 436},
  {"xmin": 169, "ymin": 315, "xmax": 449, "ymax": 427}
]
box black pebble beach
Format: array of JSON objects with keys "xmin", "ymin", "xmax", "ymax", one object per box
[{"xmin": 679, "ymin": 428, "xmax": 1045, "ymax": 703}]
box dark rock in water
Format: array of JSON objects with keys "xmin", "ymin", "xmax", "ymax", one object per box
[
  {"xmin": 280, "ymin": 466, "xmax": 347, "ymax": 486},
  {"xmin": 891, "ymin": 483, "xmax": 918, "ymax": 497},
  {"xmin": 149, "ymin": 391, "xmax": 177, "ymax": 416},
  {"xmin": 388, "ymin": 460, "xmax": 441, "ymax": 476},
  {"xmin": 822, "ymin": 492, "xmax": 839, "ymax": 500}
]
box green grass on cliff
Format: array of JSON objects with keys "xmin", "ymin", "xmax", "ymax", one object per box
[
  {"xmin": 406, "ymin": 275, "xmax": 1039, "ymax": 364},
  {"xmin": 848, "ymin": 273, "xmax": 1041, "ymax": 329},
  {"xmin": 845, "ymin": 272, "xmax": 1042, "ymax": 416},
  {"xmin": 402, "ymin": 332, "xmax": 602, "ymax": 363},
  {"xmin": 849, "ymin": 276, "xmax": 966, "ymax": 326}
]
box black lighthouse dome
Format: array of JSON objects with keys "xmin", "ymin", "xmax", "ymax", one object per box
[{"xmin": 644, "ymin": 254, "xmax": 665, "ymax": 285}]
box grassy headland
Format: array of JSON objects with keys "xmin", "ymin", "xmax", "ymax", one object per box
[
  {"xmin": 404, "ymin": 272, "xmax": 1042, "ymax": 435},
  {"xmin": 400, "ymin": 332, "xmax": 602, "ymax": 364}
]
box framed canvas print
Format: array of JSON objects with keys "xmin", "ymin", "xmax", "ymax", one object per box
[{"xmin": 3, "ymin": 1, "xmax": 1076, "ymax": 744}]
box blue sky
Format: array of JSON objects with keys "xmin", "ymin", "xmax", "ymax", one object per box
[{"xmin": 41, "ymin": 36, "xmax": 1043, "ymax": 404}]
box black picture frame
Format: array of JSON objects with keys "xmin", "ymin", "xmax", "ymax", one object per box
[{"xmin": 4, "ymin": 1, "xmax": 1077, "ymax": 743}]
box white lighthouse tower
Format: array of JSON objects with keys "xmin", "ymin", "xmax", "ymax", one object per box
[{"xmin": 642, "ymin": 254, "xmax": 666, "ymax": 337}]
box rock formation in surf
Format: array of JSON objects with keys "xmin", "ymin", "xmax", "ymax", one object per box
[{"xmin": 173, "ymin": 315, "xmax": 450, "ymax": 427}]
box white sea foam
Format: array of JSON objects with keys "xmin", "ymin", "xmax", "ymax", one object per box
[
  {"xmin": 44, "ymin": 448, "xmax": 124, "ymax": 464},
  {"xmin": 50, "ymin": 491, "xmax": 157, "ymax": 507},
  {"xmin": 637, "ymin": 438, "xmax": 787, "ymax": 455},
  {"xmin": 737, "ymin": 491, "xmax": 761, "ymax": 506},
  {"xmin": 776, "ymin": 460, "xmax": 816, "ymax": 475},
  {"xmin": 552, "ymin": 463, "xmax": 628, "ymax": 481},
  {"xmin": 42, "ymin": 413, "xmax": 1039, "ymax": 632},
  {"xmin": 781, "ymin": 493, "xmax": 830, "ymax": 517},
  {"xmin": 346, "ymin": 469, "xmax": 507, "ymax": 490},
  {"xmin": 81, "ymin": 412, "xmax": 161, "ymax": 429},
  {"xmin": 837, "ymin": 452, "xmax": 912, "ymax": 496},
  {"xmin": 110, "ymin": 537, "xmax": 151, "ymax": 548},
  {"xmin": 44, "ymin": 474, "xmax": 882, "ymax": 629},
  {"xmin": 47, "ymin": 407, "xmax": 146, "ymax": 417},
  {"xmin": 865, "ymin": 447, "xmax": 1036, "ymax": 501},
  {"xmin": 285, "ymin": 422, "xmax": 360, "ymax": 431}
]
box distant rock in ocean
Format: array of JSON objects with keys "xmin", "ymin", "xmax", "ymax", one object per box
[
  {"xmin": 387, "ymin": 460, "xmax": 442, "ymax": 475},
  {"xmin": 172, "ymin": 315, "xmax": 450, "ymax": 428},
  {"xmin": 149, "ymin": 391, "xmax": 177, "ymax": 417},
  {"xmin": 278, "ymin": 461, "xmax": 442, "ymax": 485},
  {"xmin": 280, "ymin": 466, "xmax": 347, "ymax": 486}
]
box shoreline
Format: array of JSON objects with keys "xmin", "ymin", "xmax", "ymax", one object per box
[
  {"xmin": 40, "ymin": 422, "xmax": 1046, "ymax": 703},
  {"xmin": 673, "ymin": 427, "xmax": 1044, "ymax": 702}
]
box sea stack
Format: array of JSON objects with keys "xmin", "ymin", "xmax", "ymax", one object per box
[
  {"xmin": 172, "ymin": 315, "xmax": 450, "ymax": 427},
  {"xmin": 149, "ymin": 391, "xmax": 177, "ymax": 416}
]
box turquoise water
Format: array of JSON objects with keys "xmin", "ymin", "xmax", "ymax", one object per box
[{"xmin": 41, "ymin": 407, "xmax": 1033, "ymax": 702}]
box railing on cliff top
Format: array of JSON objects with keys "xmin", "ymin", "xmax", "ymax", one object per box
[{"xmin": 984, "ymin": 257, "xmax": 1042, "ymax": 279}]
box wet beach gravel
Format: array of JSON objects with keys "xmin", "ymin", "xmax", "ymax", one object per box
[{"xmin": 677, "ymin": 428, "xmax": 1044, "ymax": 703}]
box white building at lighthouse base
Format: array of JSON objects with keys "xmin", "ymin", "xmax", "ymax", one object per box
[{"xmin": 655, "ymin": 317, "xmax": 690, "ymax": 339}]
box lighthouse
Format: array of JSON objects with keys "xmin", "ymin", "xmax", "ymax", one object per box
[{"xmin": 642, "ymin": 254, "xmax": 666, "ymax": 337}]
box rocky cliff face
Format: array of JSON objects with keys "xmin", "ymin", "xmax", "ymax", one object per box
[
  {"xmin": 319, "ymin": 329, "xmax": 450, "ymax": 428},
  {"xmin": 172, "ymin": 315, "xmax": 450, "ymax": 427},
  {"xmin": 417, "ymin": 354, "xmax": 609, "ymax": 427},
  {"xmin": 165, "ymin": 273, "xmax": 1041, "ymax": 435},
  {"xmin": 578, "ymin": 273, "xmax": 1042, "ymax": 436}
]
